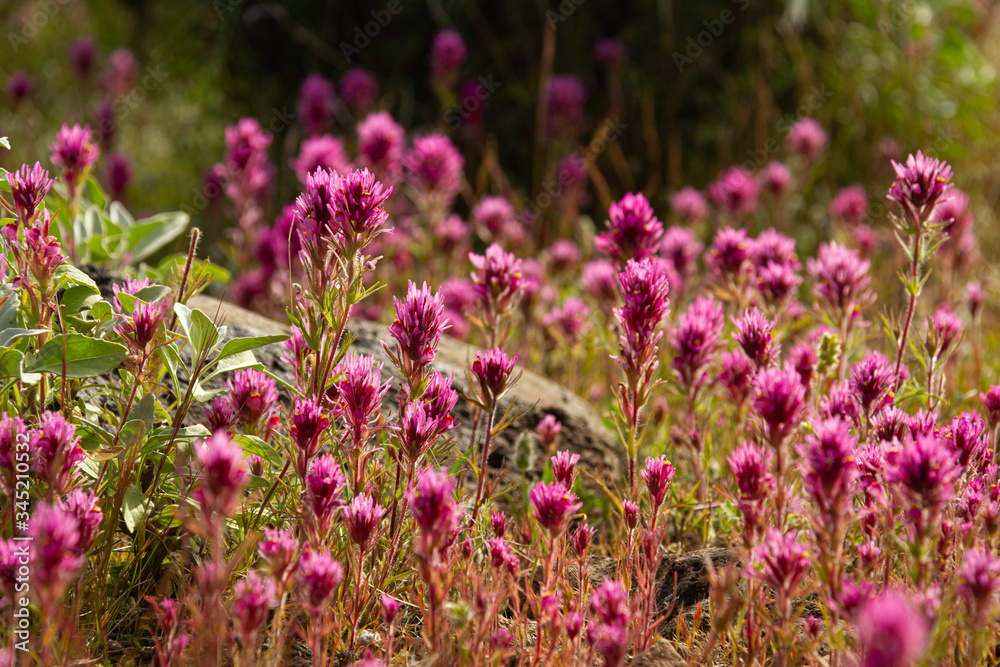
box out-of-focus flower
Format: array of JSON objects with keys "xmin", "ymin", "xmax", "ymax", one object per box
[
  {"xmin": 594, "ymin": 38, "xmax": 626, "ymax": 66},
  {"xmin": 50, "ymin": 124, "xmax": 100, "ymax": 196},
  {"xmin": 669, "ymin": 186, "xmax": 709, "ymax": 222},
  {"xmin": 31, "ymin": 411, "xmax": 85, "ymax": 495},
  {"xmin": 854, "ymin": 592, "xmax": 928, "ymax": 667},
  {"xmin": 28, "ymin": 503, "xmax": 84, "ymax": 612},
  {"xmin": 672, "ymin": 295, "xmax": 724, "ymax": 391},
  {"xmin": 469, "ymin": 243, "xmax": 524, "ymax": 325},
  {"xmin": 472, "ymin": 196, "xmax": 515, "ymax": 241},
  {"xmin": 707, "ymin": 227, "xmax": 753, "ymax": 282},
  {"xmin": 587, "ymin": 580, "xmax": 631, "ymax": 667},
  {"xmin": 407, "ymin": 467, "xmax": 462, "ymax": 552},
  {"xmin": 357, "ymin": 111, "xmax": 405, "ymax": 184},
  {"xmin": 581, "ymin": 259, "xmax": 618, "ymax": 304},
  {"xmin": 106, "ymin": 152, "xmax": 132, "ymax": 201},
  {"xmin": 720, "ymin": 350, "xmax": 755, "ymax": 405},
  {"xmin": 799, "ymin": 417, "xmax": 857, "ymax": 511},
  {"xmin": 807, "ymin": 241, "xmax": 875, "ymax": 325},
  {"xmin": 193, "ymin": 432, "xmax": 249, "ymax": 520},
  {"xmin": 100, "ymin": 48, "xmax": 138, "ymax": 96},
  {"xmin": 924, "ymin": 306, "xmax": 964, "ymax": 361},
  {"xmin": 761, "ymin": 161, "xmax": 794, "ymax": 196},
  {"xmin": 546, "ymin": 75, "xmax": 587, "ymax": 134},
  {"xmin": 6, "ymin": 71, "xmax": 34, "ymax": 106},
  {"xmin": 344, "ymin": 494, "xmax": 386, "ymax": 552},
  {"xmin": 230, "ymin": 572, "xmax": 277, "ymax": 644},
  {"xmin": 297, "ymin": 74, "xmax": 336, "ymax": 137},
  {"xmin": 887, "ymin": 432, "xmax": 961, "ymax": 509},
  {"xmin": 830, "ymin": 185, "xmax": 869, "ymax": 227},
  {"xmin": 291, "ymin": 135, "xmax": 352, "ymax": 184},
  {"xmin": 57, "ymin": 488, "xmax": 103, "ymax": 555},
  {"xmin": 405, "ymin": 134, "xmax": 464, "ymax": 203},
  {"xmin": 958, "ymin": 547, "xmax": 1000, "ymax": 616},
  {"xmin": 430, "ymin": 30, "xmax": 467, "ymax": 82},
  {"xmin": 750, "ymin": 529, "xmax": 810, "ymax": 605},
  {"xmin": 728, "ymin": 441, "xmax": 773, "ymax": 535},
  {"xmin": 297, "ymin": 548, "xmax": 343, "ymax": 615},
  {"xmin": 785, "ymin": 118, "xmax": 828, "ymax": 162},
  {"xmin": 339, "ymin": 67, "xmax": 379, "ymax": 113},
  {"xmin": 542, "ymin": 297, "xmax": 590, "ymax": 345},
  {"xmin": 69, "ymin": 36, "xmax": 96, "ymax": 80},
  {"xmin": 709, "ymin": 166, "xmax": 759, "ymax": 218},
  {"xmin": 595, "ymin": 192, "xmax": 663, "ymax": 264},
  {"xmin": 258, "ymin": 528, "xmax": 298, "ymax": 588}
]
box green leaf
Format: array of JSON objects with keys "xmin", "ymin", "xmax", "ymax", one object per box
[
  {"xmin": 134, "ymin": 285, "xmax": 173, "ymax": 304},
  {"xmin": 202, "ymin": 350, "xmax": 262, "ymax": 382},
  {"xmin": 190, "ymin": 308, "xmax": 220, "ymax": 356},
  {"xmin": 60, "ymin": 285, "xmax": 102, "ymax": 314},
  {"xmin": 0, "ymin": 137, "xmax": 9, "ymax": 149},
  {"xmin": 126, "ymin": 211, "xmax": 189, "ymax": 263},
  {"xmin": 235, "ymin": 434, "xmax": 283, "ymax": 469},
  {"xmin": 216, "ymin": 334, "xmax": 289, "ymax": 361},
  {"xmin": 25, "ymin": 334, "xmax": 127, "ymax": 378},
  {"xmin": 122, "ymin": 484, "xmax": 152, "ymax": 533},
  {"xmin": 0, "ymin": 286, "xmax": 19, "ymax": 331},
  {"xmin": 0, "ymin": 328, "xmax": 47, "ymax": 347},
  {"xmin": 54, "ymin": 263, "xmax": 99, "ymax": 292},
  {"xmin": 146, "ymin": 424, "xmax": 211, "ymax": 451},
  {"xmin": 191, "ymin": 380, "xmax": 226, "ymax": 403},
  {"xmin": 173, "ymin": 303, "xmax": 194, "ymax": 341},
  {"xmin": 109, "ymin": 201, "xmax": 135, "ymax": 228}
]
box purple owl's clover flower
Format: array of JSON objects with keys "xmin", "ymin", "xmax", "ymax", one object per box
[
  {"xmin": 386, "ymin": 281, "xmax": 448, "ymax": 391},
  {"xmin": 6, "ymin": 162, "xmax": 54, "ymax": 224},
  {"xmin": 595, "ymin": 192, "xmax": 664, "ymax": 266},
  {"xmin": 49, "ymin": 123, "xmax": 100, "ymax": 200}
]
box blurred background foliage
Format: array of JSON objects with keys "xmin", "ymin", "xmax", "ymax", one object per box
[{"xmin": 1, "ymin": 0, "xmax": 998, "ymax": 264}]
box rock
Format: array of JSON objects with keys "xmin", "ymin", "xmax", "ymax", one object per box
[
  {"xmin": 633, "ymin": 638, "xmax": 686, "ymax": 667},
  {"xmin": 185, "ymin": 294, "xmax": 623, "ymax": 499}
]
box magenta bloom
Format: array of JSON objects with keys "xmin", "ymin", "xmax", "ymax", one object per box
[
  {"xmin": 290, "ymin": 396, "xmax": 329, "ymax": 478},
  {"xmin": 551, "ymin": 451, "xmax": 580, "ymax": 487},
  {"xmin": 387, "ymin": 281, "xmax": 448, "ymax": 381},
  {"xmin": 6, "ymin": 162, "xmax": 54, "ymax": 223},
  {"xmin": 382, "ymin": 593, "xmax": 401, "ymax": 625},
  {"xmin": 707, "ymin": 227, "xmax": 753, "ymax": 282},
  {"xmin": 581, "ymin": 258, "xmax": 618, "ymax": 304},
  {"xmin": 224, "ymin": 117, "xmax": 272, "ymax": 172},
  {"xmin": 799, "ymin": 417, "xmax": 857, "ymax": 510},
  {"xmin": 980, "ymin": 385, "xmax": 1000, "ymax": 429},
  {"xmin": 546, "ymin": 75, "xmax": 587, "ymax": 133},
  {"xmin": 669, "ymin": 186, "xmax": 709, "ymax": 222},
  {"xmin": 471, "ymin": 195, "xmax": 515, "ymax": 241},
  {"xmin": 489, "ymin": 537, "xmax": 520, "ymax": 575},
  {"xmin": 752, "ymin": 229, "xmax": 800, "ymax": 271},
  {"xmin": 0, "ymin": 414, "xmax": 26, "ymax": 496},
  {"xmin": 587, "ymin": 580, "xmax": 631, "ymax": 667},
  {"xmin": 830, "ymin": 184, "xmax": 869, "ymax": 226},
  {"xmin": 114, "ymin": 298, "xmax": 163, "ymax": 354},
  {"xmin": 530, "ymin": 481, "xmax": 582, "ymax": 535},
  {"xmin": 595, "ymin": 192, "xmax": 664, "ymax": 265},
  {"xmin": 728, "ymin": 441, "xmax": 773, "ymax": 533},
  {"xmin": 50, "ymin": 124, "xmax": 100, "ymax": 193},
  {"xmin": 761, "ymin": 161, "xmax": 794, "ymax": 196},
  {"xmin": 30, "ymin": 411, "xmax": 85, "ymax": 495},
  {"xmin": 297, "ymin": 548, "xmax": 344, "ymax": 615},
  {"xmin": 854, "ymin": 593, "xmax": 928, "ymax": 667},
  {"xmin": 28, "ymin": 503, "xmax": 84, "ymax": 611},
  {"xmin": 407, "ymin": 467, "xmax": 462, "ymax": 552},
  {"xmin": 750, "ymin": 529, "xmax": 810, "ymax": 603},
  {"xmin": 613, "ymin": 257, "xmax": 670, "ymax": 394},
  {"xmin": 887, "ymin": 151, "xmax": 954, "ymax": 222},
  {"xmin": 546, "ymin": 240, "xmax": 582, "ymax": 274},
  {"xmin": 303, "ymin": 455, "xmax": 348, "ymax": 540},
  {"xmin": 226, "ymin": 368, "xmax": 278, "ymax": 435},
  {"xmin": 297, "ymin": 74, "xmax": 336, "ymax": 137},
  {"xmin": 230, "ymin": 572, "xmax": 277, "ymax": 644},
  {"xmin": 946, "ymin": 412, "xmax": 988, "ymax": 470},
  {"xmin": 958, "ymin": 547, "xmax": 1000, "ymax": 614},
  {"xmin": 785, "ymin": 118, "xmax": 828, "ymax": 162},
  {"xmin": 720, "ymin": 350, "xmax": 754, "ymax": 404},
  {"xmin": 57, "ymin": 488, "xmax": 103, "ymax": 555},
  {"xmin": 258, "ymin": 528, "xmax": 299, "ymax": 587},
  {"xmin": 344, "ymin": 494, "xmax": 386, "ymax": 552},
  {"xmin": 331, "ymin": 352, "xmax": 390, "ymax": 448},
  {"xmin": 733, "ymin": 308, "xmax": 778, "ymax": 369},
  {"xmin": 849, "ymin": 351, "xmax": 896, "ymax": 419},
  {"xmin": 100, "ymin": 48, "xmax": 138, "ymax": 96},
  {"xmin": 672, "ymin": 295, "xmax": 724, "ymax": 391},
  {"xmin": 357, "ymin": 111, "xmax": 405, "ymax": 183},
  {"xmin": 709, "ymin": 166, "xmax": 759, "ymax": 218},
  {"xmin": 756, "ymin": 261, "xmax": 802, "ymax": 307},
  {"xmin": 924, "ymin": 306, "xmax": 964, "ymax": 359},
  {"xmin": 887, "ymin": 432, "xmax": 961, "ymax": 508},
  {"xmin": 469, "ymin": 243, "xmax": 525, "ymax": 321},
  {"xmin": 290, "ymin": 135, "xmax": 352, "ymax": 184},
  {"xmin": 106, "ymin": 152, "xmax": 132, "ymax": 201},
  {"xmin": 194, "ymin": 432, "xmax": 249, "ymax": 520},
  {"xmin": 752, "ymin": 368, "xmax": 806, "ymax": 445},
  {"xmin": 641, "ymin": 456, "xmax": 675, "ymax": 511},
  {"xmin": 69, "ymin": 36, "xmax": 96, "ymax": 80},
  {"xmin": 965, "ymin": 281, "xmax": 985, "ymax": 319},
  {"xmin": 405, "ymin": 134, "xmax": 464, "ymax": 201},
  {"xmin": 536, "ymin": 414, "xmax": 562, "ymax": 450},
  {"xmin": 660, "ymin": 226, "xmax": 703, "ymax": 282},
  {"xmin": 807, "ymin": 241, "xmax": 875, "ymax": 323},
  {"xmin": 471, "ymin": 346, "xmax": 518, "ymax": 407},
  {"xmin": 339, "ymin": 67, "xmax": 379, "ymax": 112},
  {"xmin": 594, "ymin": 37, "xmax": 627, "ymax": 66},
  {"xmin": 329, "ymin": 168, "xmax": 392, "ymax": 253},
  {"xmin": 430, "ymin": 30, "xmax": 467, "ymax": 81},
  {"xmin": 542, "ymin": 297, "xmax": 590, "ymax": 344}
]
